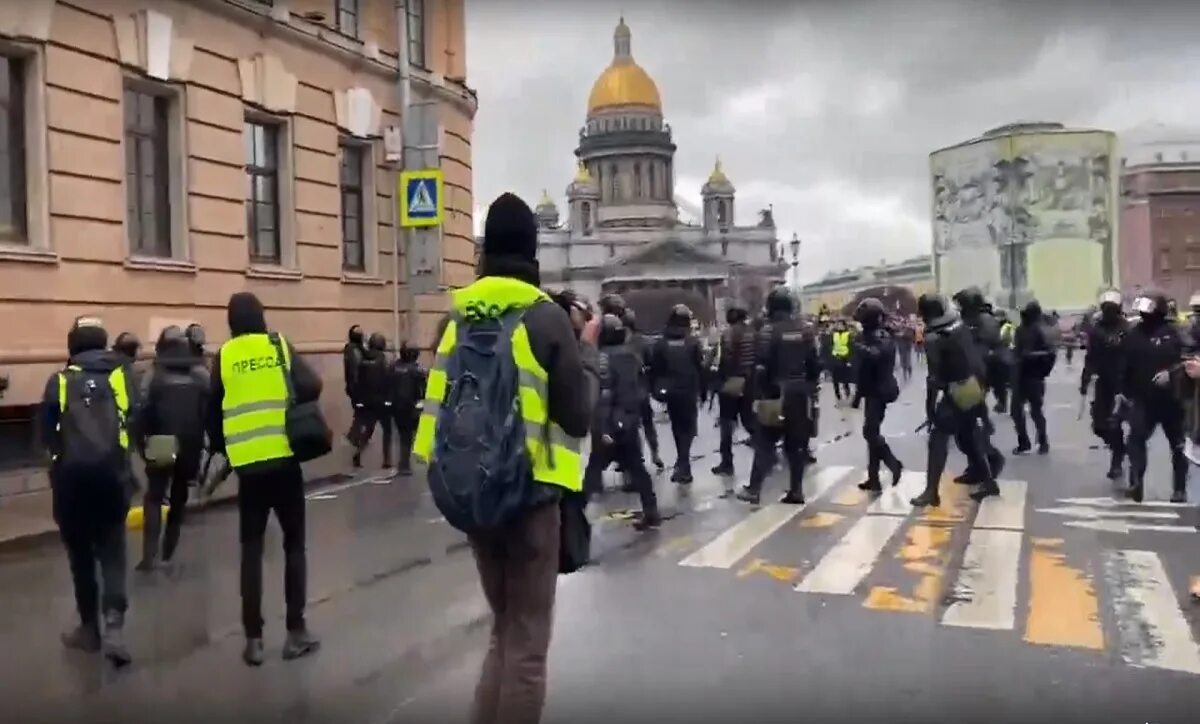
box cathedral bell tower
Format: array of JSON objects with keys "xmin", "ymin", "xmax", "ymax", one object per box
[
  {"xmin": 701, "ymin": 157, "xmax": 735, "ymax": 234},
  {"xmin": 565, "ymin": 162, "xmax": 600, "ymax": 236}
]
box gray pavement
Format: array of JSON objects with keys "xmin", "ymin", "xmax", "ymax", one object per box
[{"xmin": 3, "ymin": 358, "xmax": 1200, "ymax": 722}]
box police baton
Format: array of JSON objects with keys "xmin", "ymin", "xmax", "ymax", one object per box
[{"xmin": 914, "ymin": 419, "xmax": 931, "ymax": 434}]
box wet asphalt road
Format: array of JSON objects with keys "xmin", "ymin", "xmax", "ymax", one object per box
[{"xmin": 3, "ymin": 357, "xmax": 1200, "ymax": 723}]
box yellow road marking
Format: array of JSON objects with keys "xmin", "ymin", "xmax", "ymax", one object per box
[
  {"xmin": 1023, "ymin": 537, "xmax": 1104, "ymax": 650},
  {"xmin": 737, "ymin": 558, "xmax": 799, "ymax": 583},
  {"xmin": 863, "ymin": 524, "xmax": 952, "ymax": 613},
  {"xmin": 799, "ymin": 512, "xmax": 845, "ymax": 529},
  {"xmin": 831, "ymin": 488, "xmax": 868, "ymax": 507}
]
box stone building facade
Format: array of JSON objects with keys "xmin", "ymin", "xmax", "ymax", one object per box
[
  {"xmin": 530, "ymin": 19, "xmax": 786, "ymax": 331},
  {"xmin": 798, "ymin": 256, "xmax": 935, "ymax": 318},
  {"xmin": 0, "ymin": 0, "xmax": 475, "ymax": 489}
]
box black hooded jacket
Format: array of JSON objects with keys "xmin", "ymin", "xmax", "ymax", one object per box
[
  {"xmin": 594, "ymin": 333, "xmax": 646, "ymax": 443},
  {"xmin": 357, "ymin": 334, "xmax": 391, "ymax": 407},
  {"xmin": 1013, "ymin": 302, "xmax": 1056, "ymax": 381},
  {"xmin": 206, "ymin": 293, "xmax": 322, "ymax": 473},
  {"xmin": 139, "ymin": 329, "xmax": 210, "ymax": 453},
  {"xmin": 1081, "ymin": 310, "xmax": 1128, "ymax": 391},
  {"xmin": 343, "ymin": 326, "xmax": 365, "ymax": 401},
  {"xmin": 923, "ymin": 313, "xmax": 986, "ymax": 420},
  {"xmin": 852, "ymin": 325, "xmax": 899, "ymax": 402},
  {"xmin": 1119, "ymin": 314, "xmax": 1184, "ymax": 401},
  {"xmin": 651, "ymin": 322, "xmax": 705, "ymax": 398}
]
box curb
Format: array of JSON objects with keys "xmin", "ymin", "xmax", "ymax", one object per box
[{"xmin": 0, "ymin": 471, "xmax": 359, "ymax": 555}]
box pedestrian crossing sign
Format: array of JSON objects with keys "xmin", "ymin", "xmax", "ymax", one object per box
[{"xmin": 399, "ymin": 169, "xmax": 444, "ymax": 228}]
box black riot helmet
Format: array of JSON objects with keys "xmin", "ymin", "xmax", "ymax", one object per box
[
  {"xmin": 185, "ymin": 323, "xmax": 207, "ymax": 355},
  {"xmin": 1020, "ymin": 299, "xmax": 1043, "ymax": 325},
  {"xmin": 1098, "ymin": 289, "xmax": 1123, "ymax": 322},
  {"xmin": 765, "ymin": 287, "xmax": 795, "ymax": 319},
  {"xmin": 854, "ymin": 297, "xmax": 885, "ymax": 330},
  {"xmin": 952, "ymin": 286, "xmax": 986, "ymax": 316},
  {"xmin": 598, "ymin": 313, "xmax": 626, "ymax": 347},
  {"xmin": 1132, "ymin": 289, "xmax": 1170, "ymax": 322},
  {"xmin": 113, "ymin": 331, "xmax": 141, "ymax": 360},
  {"xmin": 917, "ymin": 293, "xmax": 954, "ymax": 326},
  {"xmin": 622, "ymin": 308, "xmax": 638, "ymax": 332},
  {"xmin": 726, "ymin": 301, "xmax": 749, "ymax": 325},
  {"xmin": 668, "ymin": 304, "xmax": 693, "ymax": 327},
  {"xmin": 368, "ymin": 332, "xmax": 387, "ymax": 351},
  {"xmin": 599, "ymin": 293, "xmax": 626, "ymax": 317}
]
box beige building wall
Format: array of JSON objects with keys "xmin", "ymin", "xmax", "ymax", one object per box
[{"xmin": 0, "ymin": 0, "xmax": 475, "ymax": 487}]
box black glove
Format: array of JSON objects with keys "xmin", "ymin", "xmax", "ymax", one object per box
[{"xmin": 850, "ymin": 395, "xmax": 862, "ymax": 410}]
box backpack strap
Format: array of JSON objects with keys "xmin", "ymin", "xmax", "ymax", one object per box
[{"xmin": 268, "ymin": 332, "xmax": 295, "ymax": 404}]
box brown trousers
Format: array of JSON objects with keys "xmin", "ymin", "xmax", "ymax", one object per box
[{"xmin": 470, "ymin": 502, "xmax": 561, "ymax": 724}]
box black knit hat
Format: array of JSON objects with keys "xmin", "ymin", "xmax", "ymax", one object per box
[
  {"xmin": 227, "ymin": 292, "xmax": 267, "ymax": 336},
  {"xmin": 483, "ymin": 192, "xmax": 538, "ymax": 261}
]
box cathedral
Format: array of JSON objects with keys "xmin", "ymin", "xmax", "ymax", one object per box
[{"xmin": 532, "ymin": 18, "xmax": 787, "ymax": 331}]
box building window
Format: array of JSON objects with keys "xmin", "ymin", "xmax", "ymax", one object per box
[
  {"xmin": 406, "ymin": 0, "xmax": 426, "ymax": 68},
  {"xmin": 717, "ymin": 199, "xmax": 728, "ymax": 225},
  {"xmin": 648, "ymin": 163, "xmax": 656, "ymax": 199},
  {"xmin": 1160, "ymin": 251, "xmax": 1171, "ymax": 273},
  {"xmin": 609, "ymin": 163, "xmax": 619, "ymax": 201},
  {"xmin": 124, "ymin": 88, "xmax": 171, "ymax": 257},
  {"xmin": 336, "ymin": 0, "xmax": 359, "ymax": 38},
  {"xmin": 1189, "ymin": 251, "xmax": 1200, "ymax": 270},
  {"xmin": 0, "ymin": 55, "xmax": 27, "ymax": 243},
  {"xmin": 608, "ymin": 243, "xmax": 615, "ymax": 257},
  {"xmin": 633, "ymin": 163, "xmax": 642, "ymax": 197},
  {"xmin": 245, "ymin": 120, "xmax": 281, "ymax": 264},
  {"xmin": 581, "ymin": 201, "xmax": 592, "ymax": 236},
  {"xmin": 340, "ymin": 143, "xmax": 365, "ymax": 271}
]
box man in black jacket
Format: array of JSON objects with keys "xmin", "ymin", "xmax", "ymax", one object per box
[
  {"xmin": 737, "ymin": 288, "xmax": 820, "ymax": 505},
  {"xmin": 622, "ymin": 309, "xmax": 664, "ymax": 471},
  {"xmin": 712, "ymin": 303, "xmax": 757, "ymax": 478},
  {"xmin": 1011, "ymin": 300, "xmax": 1054, "ymax": 456},
  {"xmin": 1082, "ymin": 290, "xmax": 1129, "ymax": 479},
  {"xmin": 352, "ymin": 332, "xmax": 393, "ymax": 469},
  {"xmin": 343, "ymin": 325, "xmax": 366, "ymax": 447},
  {"xmin": 135, "ymin": 325, "xmax": 209, "ymax": 571},
  {"xmin": 42, "ymin": 317, "xmax": 138, "ymax": 667},
  {"xmin": 1121, "ymin": 290, "xmax": 1188, "ymax": 503},
  {"xmin": 206, "ymin": 292, "xmax": 323, "ymax": 666},
  {"xmin": 912, "ymin": 294, "xmax": 1002, "ymax": 507},
  {"xmin": 651, "ymin": 304, "xmax": 706, "ymax": 483},
  {"xmin": 390, "ymin": 342, "xmax": 426, "ymax": 476},
  {"xmin": 583, "ymin": 314, "xmax": 660, "ymax": 529},
  {"xmin": 950, "ymin": 287, "xmax": 1003, "ymax": 484},
  {"xmin": 850, "ymin": 298, "xmax": 903, "ymax": 492}
]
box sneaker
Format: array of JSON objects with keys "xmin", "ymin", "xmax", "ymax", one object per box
[
  {"xmin": 61, "ymin": 624, "xmax": 101, "ymax": 653},
  {"xmin": 735, "ymin": 487, "xmax": 760, "ymax": 505},
  {"xmin": 711, "ymin": 463, "xmax": 734, "ymax": 476},
  {"xmin": 101, "ymin": 615, "xmax": 132, "ymax": 668},
  {"xmin": 243, "ymin": 638, "xmax": 265, "ymax": 667},
  {"xmin": 282, "ymin": 630, "xmax": 320, "ymax": 660}
]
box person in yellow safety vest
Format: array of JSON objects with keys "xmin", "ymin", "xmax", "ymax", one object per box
[
  {"xmin": 415, "ymin": 192, "xmax": 595, "ymax": 724},
  {"xmin": 830, "ymin": 319, "xmax": 854, "ymax": 402},
  {"xmin": 40, "ymin": 316, "xmax": 137, "ymax": 667},
  {"xmin": 205, "ymin": 291, "xmax": 322, "ymax": 667}
]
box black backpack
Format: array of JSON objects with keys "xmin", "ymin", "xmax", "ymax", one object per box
[
  {"xmin": 427, "ymin": 310, "xmax": 535, "ymax": 535},
  {"xmin": 57, "ymin": 367, "xmax": 127, "ymax": 478}
]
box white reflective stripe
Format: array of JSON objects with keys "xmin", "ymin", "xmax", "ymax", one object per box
[
  {"xmin": 421, "ymin": 400, "xmax": 578, "ymax": 452},
  {"xmin": 224, "ymin": 400, "xmax": 288, "ymax": 417},
  {"xmin": 225, "ymin": 425, "xmax": 287, "ymax": 446}
]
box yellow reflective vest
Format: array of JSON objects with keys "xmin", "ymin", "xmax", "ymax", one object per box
[
  {"xmin": 832, "ymin": 330, "xmax": 851, "ymax": 358},
  {"xmin": 413, "ymin": 277, "xmax": 583, "ymax": 493},
  {"xmin": 56, "ymin": 364, "xmax": 131, "ymax": 455},
  {"xmin": 1000, "ymin": 321, "xmax": 1015, "ymax": 347},
  {"xmin": 219, "ymin": 333, "xmax": 293, "ymax": 468}
]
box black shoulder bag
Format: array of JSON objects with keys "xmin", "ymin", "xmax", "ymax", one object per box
[{"xmin": 269, "ymin": 333, "xmax": 333, "ymax": 463}]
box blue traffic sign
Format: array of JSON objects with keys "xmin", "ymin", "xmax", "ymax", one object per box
[{"xmin": 399, "ymin": 169, "xmax": 444, "ymax": 228}]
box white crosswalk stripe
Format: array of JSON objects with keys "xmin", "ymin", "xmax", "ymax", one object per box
[{"xmin": 670, "ymin": 467, "xmax": 1200, "ymax": 676}]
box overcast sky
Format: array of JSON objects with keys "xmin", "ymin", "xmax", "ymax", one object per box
[{"xmin": 465, "ymin": 0, "xmax": 1200, "ymax": 284}]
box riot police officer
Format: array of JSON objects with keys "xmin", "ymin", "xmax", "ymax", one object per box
[
  {"xmin": 912, "ymin": 293, "xmax": 1002, "ymax": 507},
  {"xmin": 651, "ymin": 304, "xmax": 705, "ymax": 483},
  {"xmin": 583, "ymin": 314, "xmax": 660, "ymax": 529},
  {"xmin": 851, "ymin": 298, "xmax": 903, "ymax": 492},
  {"xmin": 950, "ymin": 287, "xmax": 1004, "ymax": 484},
  {"xmin": 712, "ymin": 302, "xmax": 757, "ymax": 478},
  {"xmin": 622, "ymin": 309, "xmax": 664, "ymax": 471},
  {"xmin": 1121, "ymin": 290, "xmax": 1188, "ymax": 503},
  {"xmin": 1081, "ymin": 290, "xmax": 1129, "ymax": 479},
  {"xmin": 736, "ymin": 287, "xmax": 820, "ymax": 505},
  {"xmin": 1011, "ymin": 300, "xmax": 1055, "ymax": 455}
]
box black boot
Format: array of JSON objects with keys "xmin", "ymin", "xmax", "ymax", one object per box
[
  {"xmin": 1171, "ymin": 488, "xmax": 1188, "ymax": 504},
  {"xmin": 858, "ymin": 478, "xmax": 882, "ymax": 492},
  {"xmin": 780, "ymin": 482, "xmax": 805, "ymax": 505},
  {"xmin": 633, "ymin": 510, "xmax": 662, "ymax": 531},
  {"xmin": 61, "ymin": 622, "xmax": 101, "ymax": 653},
  {"xmin": 351, "ymin": 450, "xmax": 362, "ymax": 468},
  {"xmin": 651, "ymin": 451, "xmax": 665, "ymax": 471},
  {"xmin": 1013, "ymin": 442, "xmax": 1032, "ymax": 456},
  {"xmin": 1037, "ymin": 437, "xmax": 1050, "ymax": 455},
  {"xmin": 1106, "ymin": 462, "xmax": 1124, "ymax": 481},
  {"xmin": 137, "ymin": 503, "xmax": 161, "ymax": 572},
  {"xmin": 887, "ymin": 460, "xmax": 904, "ymax": 487},
  {"xmin": 736, "ymin": 486, "xmax": 760, "ymax": 505},
  {"xmin": 911, "ymin": 488, "xmax": 940, "ymax": 508},
  {"xmin": 102, "ymin": 611, "xmax": 131, "ymax": 667},
  {"xmin": 243, "ymin": 638, "xmax": 265, "ymax": 667},
  {"xmin": 711, "ymin": 461, "xmax": 734, "ymax": 476},
  {"xmin": 953, "ymin": 471, "xmax": 978, "ymax": 485},
  {"xmin": 971, "ymin": 479, "xmax": 1001, "ymax": 501}
]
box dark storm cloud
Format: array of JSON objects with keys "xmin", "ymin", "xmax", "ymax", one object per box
[{"xmin": 466, "ymin": 0, "xmax": 1200, "ymax": 282}]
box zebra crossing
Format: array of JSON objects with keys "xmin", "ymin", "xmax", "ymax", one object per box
[{"xmin": 659, "ymin": 464, "xmax": 1200, "ymax": 676}]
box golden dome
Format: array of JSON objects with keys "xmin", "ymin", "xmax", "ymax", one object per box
[
  {"xmin": 573, "ymin": 161, "xmax": 594, "ymax": 184},
  {"xmin": 586, "ymin": 18, "xmax": 662, "ymax": 115},
  {"xmin": 708, "ymin": 156, "xmax": 728, "ymax": 184}
]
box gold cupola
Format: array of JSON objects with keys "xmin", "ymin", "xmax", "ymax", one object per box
[{"xmin": 586, "ymin": 17, "xmax": 662, "ymax": 116}]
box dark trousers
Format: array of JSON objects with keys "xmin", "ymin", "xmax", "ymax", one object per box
[
  {"xmin": 1011, "ymin": 378, "xmax": 1048, "ymax": 449},
  {"xmin": 1092, "ymin": 382, "xmax": 1126, "ymax": 470},
  {"xmin": 394, "ymin": 422, "xmax": 417, "ymax": 471},
  {"xmin": 831, "ymin": 362, "xmax": 852, "ymax": 400},
  {"xmin": 639, "ymin": 399, "xmax": 659, "ymax": 456},
  {"xmin": 748, "ymin": 396, "xmax": 811, "ymax": 496},
  {"xmin": 665, "ymin": 393, "xmax": 698, "ymax": 473},
  {"xmin": 469, "ymin": 502, "xmax": 560, "ymax": 724},
  {"xmin": 862, "ymin": 396, "xmax": 900, "ymax": 484},
  {"xmin": 583, "ymin": 431, "xmax": 658, "ymax": 517},
  {"xmin": 356, "ymin": 404, "xmax": 394, "ymax": 465},
  {"xmin": 925, "ymin": 400, "xmax": 996, "ymax": 496},
  {"xmin": 990, "ymin": 368, "xmax": 1010, "ymax": 411},
  {"xmin": 898, "ymin": 350, "xmax": 913, "ymax": 380},
  {"xmin": 717, "ymin": 392, "xmax": 755, "ymax": 468},
  {"xmin": 238, "ymin": 461, "xmax": 307, "ymax": 638},
  {"xmin": 1126, "ymin": 396, "xmax": 1188, "ymax": 494},
  {"xmin": 142, "ymin": 452, "xmax": 198, "ymax": 564},
  {"xmin": 61, "ymin": 517, "xmax": 128, "ymax": 628}
]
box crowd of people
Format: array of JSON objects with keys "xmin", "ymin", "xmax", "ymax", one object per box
[{"xmin": 31, "ymin": 187, "xmax": 1200, "ymax": 724}]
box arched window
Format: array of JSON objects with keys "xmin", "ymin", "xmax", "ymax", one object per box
[
  {"xmin": 581, "ymin": 202, "xmax": 592, "ymax": 236},
  {"xmin": 609, "ymin": 164, "xmax": 619, "ymax": 201},
  {"xmin": 717, "ymin": 200, "xmax": 728, "ymax": 224},
  {"xmin": 648, "ymin": 164, "xmax": 657, "ymax": 199},
  {"xmin": 633, "ymin": 163, "xmax": 642, "ymax": 197}
]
